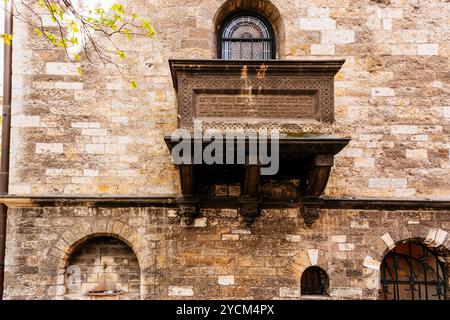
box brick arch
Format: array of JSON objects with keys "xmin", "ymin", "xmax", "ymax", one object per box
[
  {"xmin": 213, "ymin": 0, "xmax": 286, "ymax": 58},
  {"xmin": 45, "ymin": 219, "xmax": 154, "ymax": 299}
]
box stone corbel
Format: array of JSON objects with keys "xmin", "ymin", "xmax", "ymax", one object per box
[
  {"xmin": 178, "ymin": 164, "xmax": 199, "ymax": 225},
  {"xmin": 178, "ymin": 197, "xmax": 199, "ymax": 226},
  {"xmin": 301, "ymin": 154, "xmax": 334, "ymax": 197},
  {"xmin": 240, "ymin": 197, "xmax": 261, "ymax": 227},
  {"xmin": 239, "ymin": 157, "xmax": 262, "ymax": 225},
  {"xmin": 300, "ymin": 197, "xmax": 324, "ymax": 227}
]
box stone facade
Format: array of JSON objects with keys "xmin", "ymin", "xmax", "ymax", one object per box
[
  {"xmin": 2, "ymin": 0, "xmax": 450, "ymax": 300},
  {"xmin": 9, "ymin": 0, "xmax": 450, "ymax": 198},
  {"xmin": 3, "ymin": 206, "xmax": 449, "ymax": 299}
]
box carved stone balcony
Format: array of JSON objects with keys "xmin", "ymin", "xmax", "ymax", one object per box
[
  {"xmin": 170, "ymin": 59, "xmax": 345, "ymax": 134},
  {"xmin": 166, "ymin": 59, "xmax": 351, "ymax": 225}
]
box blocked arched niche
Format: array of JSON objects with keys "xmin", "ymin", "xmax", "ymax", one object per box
[
  {"xmin": 48, "ymin": 218, "xmax": 155, "ymax": 300},
  {"xmin": 213, "ymin": 0, "xmax": 286, "ymax": 58},
  {"xmin": 63, "ymin": 235, "xmax": 141, "ymax": 300}
]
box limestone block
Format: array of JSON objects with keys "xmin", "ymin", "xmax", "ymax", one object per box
[{"xmin": 168, "ymin": 286, "xmax": 194, "ymax": 296}]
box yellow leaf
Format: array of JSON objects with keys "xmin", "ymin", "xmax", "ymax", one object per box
[
  {"xmin": 1, "ymin": 33, "xmax": 13, "ymax": 45},
  {"xmin": 116, "ymin": 50, "xmax": 125, "ymax": 59}
]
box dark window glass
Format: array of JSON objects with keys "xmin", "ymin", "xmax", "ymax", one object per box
[{"xmin": 301, "ymin": 266, "xmax": 329, "ymax": 295}]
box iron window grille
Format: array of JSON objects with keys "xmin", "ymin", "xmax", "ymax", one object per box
[
  {"xmin": 380, "ymin": 242, "xmax": 448, "ymax": 300},
  {"xmin": 219, "ymin": 13, "xmax": 275, "ymax": 60}
]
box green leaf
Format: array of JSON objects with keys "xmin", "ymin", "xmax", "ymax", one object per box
[
  {"xmin": 130, "ymin": 81, "xmax": 138, "ymax": 89},
  {"xmin": 70, "ymin": 36, "xmax": 78, "ymax": 45},
  {"xmin": 57, "ymin": 38, "xmax": 68, "ymax": 48},
  {"xmin": 76, "ymin": 66, "xmax": 83, "ymax": 76}
]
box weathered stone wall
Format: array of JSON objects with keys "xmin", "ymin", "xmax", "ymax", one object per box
[
  {"xmin": 6, "ymin": 0, "xmax": 450, "ymax": 301},
  {"xmin": 9, "ymin": 0, "xmax": 450, "ymax": 199},
  {"xmin": 3, "ymin": 206, "xmax": 449, "ymax": 299}
]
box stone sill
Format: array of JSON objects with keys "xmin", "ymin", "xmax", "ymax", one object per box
[
  {"xmin": 298, "ymin": 295, "xmax": 331, "ymax": 300},
  {"xmin": 86, "ymin": 290, "xmax": 124, "ymax": 297}
]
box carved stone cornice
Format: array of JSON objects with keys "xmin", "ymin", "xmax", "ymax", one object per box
[{"xmin": 1, "ymin": 196, "xmax": 449, "ymax": 211}]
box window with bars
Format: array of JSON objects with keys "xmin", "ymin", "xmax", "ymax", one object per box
[
  {"xmin": 380, "ymin": 242, "xmax": 448, "ymax": 300},
  {"xmin": 301, "ymin": 266, "xmax": 329, "ymax": 296},
  {"xmin": 219, "ymin": 13, "xmax": 275, "ymax": 60}
]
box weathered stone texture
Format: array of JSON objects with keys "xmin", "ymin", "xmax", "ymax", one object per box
[
  {"xmin": 8, "ymin": 0, "xmax": 450, "ymax": 199},
  {"xmin": 3, "ymin": 206, "xmax": 449, "ymax": 300},
  {"xmin": 5, "ymin": 0, "xmax": 450, "ymax": 301}
]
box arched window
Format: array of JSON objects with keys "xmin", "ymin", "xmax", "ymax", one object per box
[
  {"xmin": 380, "ymin": 241, "xmax": 447, "ymax": 300},
  {"xmin": 219, "ymin": 13, "xmax": 275, "ymax": 60},
  {"xmin": 301, "ymin": 266, "xmax": 329, "ymax": 295}
]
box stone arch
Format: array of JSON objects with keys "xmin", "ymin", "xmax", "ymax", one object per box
[
  {"xmin": 365, "ymin": 224, "xmax": 449, "ymax": 264},
  {"xmin": 286, "ymin": 249, "xmax": 329, "ymax": 283},
  {"xmin": 45, "ymin": 219, "xmax": 154, "ymax": 300},
  {"xmin": 213, "ymin": 0, "xmax": 286, "ymax": 58}
]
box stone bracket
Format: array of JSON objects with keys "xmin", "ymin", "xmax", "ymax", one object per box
[
  {"xmin": 242, "ymin": 162, "xmax": 261, "ymax": 196},
  {"xmin": 179, "ymin": 164, "xmax": 194, "ymax": 196},
  {"xmin": 300, "ymin": 197, "xmax": 324, "ymax": 227},
  {"xmin": 239, "ymin": 196, "xmax": 262, "ymax": 227},
  {"xmin": 239, "ymin": 159, "xmax": 262, "ymax": 225},
  {"xmin": 301, "ymin": 154, "xmax": 334, "ymax": 197},
  {"xmin": 178, "ymin": 197, "xmax": 199, "ymax": 226},
  {"xmin": 178, "ymin": 163, "xmax": 199, "ymax": 225}
]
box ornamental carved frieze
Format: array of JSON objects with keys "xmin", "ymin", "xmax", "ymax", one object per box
[{"xmin": 169, "ymin": 59, "xmax": 344, "ymax": 134}]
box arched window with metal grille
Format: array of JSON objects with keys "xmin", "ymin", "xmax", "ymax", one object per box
[
  {"xmin": 219, "ymin": 13, "xmax": 275, "ymax": 60},
  {"xmin": 380, "ymin": 241, "xmax": 448, "ymax": 300},
  {"xmin": 301, "ymin": 266, "xmax": 329, "ymax": 296}
]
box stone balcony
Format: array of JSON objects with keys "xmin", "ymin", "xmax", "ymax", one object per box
[
  {"xmin": 166, "ymin": 59, "xmax": 351, "ymax": 225},
  {"xmin": 169, "ymin": 59, "xmax": 345, "ymax": 134}
]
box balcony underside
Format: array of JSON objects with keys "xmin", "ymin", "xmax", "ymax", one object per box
[{"xmin": 165, "ymin": 135, "xmax": 350, "ymax": 225}]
